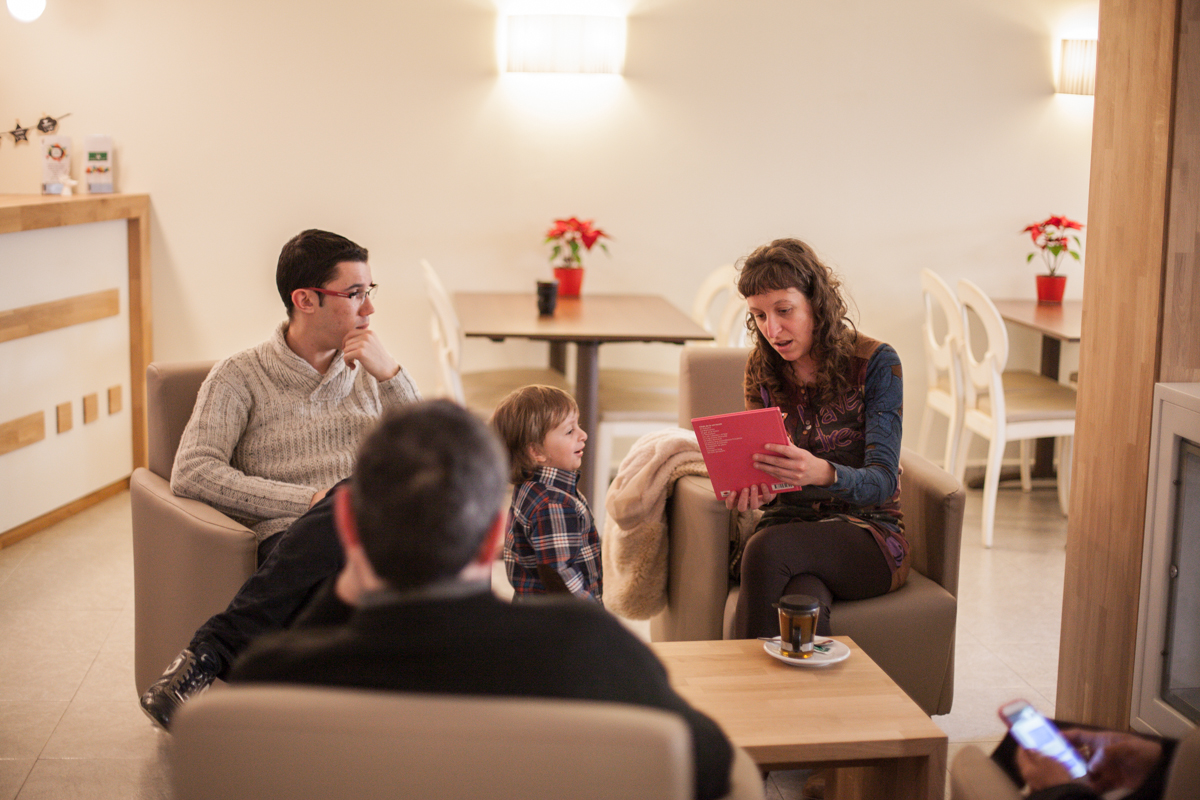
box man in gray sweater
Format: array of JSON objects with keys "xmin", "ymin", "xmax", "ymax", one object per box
[
  {"xmin": 140, "ymin": 229, "xmax": 420, "ymax": 729},
  {"xmin": 171, "ymin": 229, "xmax": 420, "ymax": 550}
]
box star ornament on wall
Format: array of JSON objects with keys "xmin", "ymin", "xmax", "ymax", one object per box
[
  {"xmin": 37, "ymin": 112, "xmax": 71, "ymax": 133},
  {"xmin": 9, "ymin": 120, "xmax": 30, "ymax": 143}
]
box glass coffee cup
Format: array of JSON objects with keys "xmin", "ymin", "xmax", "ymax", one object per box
[{"xmin": 773, "ymin": 594, "xmax": 820, "ymax": 658}]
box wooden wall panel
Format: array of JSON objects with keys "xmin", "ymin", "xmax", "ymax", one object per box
[
  {"xmin": 0, "ymin": 412, "xmax": 46, "ymax": 456},
  {"xmin": 1058, "ymin": 0, "xmax": 1180, "ymax": 728},
  {"xmin": 0, "ymin": 289, "xmax": 119, "ymax": 344},
  {"xmin": 1162, "ymin": 0, "xmax": 1200, "ymax": 381},
  {"xmin": 82, "ymin": 394, "xmax": 99, "ymax": 425}
]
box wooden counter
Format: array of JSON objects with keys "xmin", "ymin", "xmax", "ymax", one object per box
[{"xmin": 0, "ymin": 193, "xmax": 151, "ymax": 546}]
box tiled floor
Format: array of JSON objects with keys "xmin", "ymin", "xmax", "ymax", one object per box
[{"xmin": 0, "ymin": 478, "xmax": 1066, "ymax": 799}]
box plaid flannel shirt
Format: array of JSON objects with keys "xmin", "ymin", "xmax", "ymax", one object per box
[{"xmin": 504, "ymin": 466, "xmax": 602, "ymax": 602}]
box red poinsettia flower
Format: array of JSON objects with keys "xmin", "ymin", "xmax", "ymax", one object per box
[
  {"xmin": 1022, "ymin": 215, "xmax": 1085, "ymax": 276},
  {"xmin": 544, "ymin": 216, "xmax": 612, "ymax": 268}
]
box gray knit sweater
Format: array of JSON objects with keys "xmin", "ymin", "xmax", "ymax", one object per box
[{"xmin": 171, "ymin": 322, "xmax": 421, "ymax": 541}]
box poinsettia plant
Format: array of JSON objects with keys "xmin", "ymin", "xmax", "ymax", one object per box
[
  {"xmin": 545, "ymin": 217, "xmax": 610, "ymax": 268},
  {"xmin": 1022, "ymin": 215, "xmax": 1084, "ymax": 276}
]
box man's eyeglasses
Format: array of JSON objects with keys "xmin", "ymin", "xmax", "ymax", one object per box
[{"xmin": 302, "ymin": 283, "xmax": 378, "ymax": 303}]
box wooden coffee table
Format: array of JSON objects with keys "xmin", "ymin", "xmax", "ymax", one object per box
[{"xmin": 650, "ymin": 638, "xmax": 947, "ymax": 800}]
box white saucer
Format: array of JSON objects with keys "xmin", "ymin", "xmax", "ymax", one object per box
[{"xmin": 762, "ymin": 637, "xmax": 851, "ymax": 667}]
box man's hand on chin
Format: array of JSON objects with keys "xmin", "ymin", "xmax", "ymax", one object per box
[{"xmin": 342, "ymin": 328, "xmax": 400, "ymax": 381}]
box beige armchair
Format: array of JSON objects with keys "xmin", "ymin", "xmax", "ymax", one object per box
[
  {"xmin": 652, "ymin": 347, "xmax": 965, "ymax": 716},
  {"xmin": 949, "ymin": 726, "xmax": 1200, "ymax": 800},
  {"xmin": 130, "ymin": 361, "xmax": 257, "ymax": 695},
  {"xmin": 170, "ymin": 685, "xmax": 767, "ymax": 800}
]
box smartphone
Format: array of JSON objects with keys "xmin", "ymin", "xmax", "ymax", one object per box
[{"xmin": 998, "ymin": 699, "xmax": 1089, "ymax": 779}]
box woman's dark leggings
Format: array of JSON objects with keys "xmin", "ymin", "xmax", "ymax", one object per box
[{"xmin": 731, "ymin": 520, "xmax": 892, "ymax": 639}]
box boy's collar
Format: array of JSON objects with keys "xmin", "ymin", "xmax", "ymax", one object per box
[{"xmin": 531, "ymin": 465, "xmax": 579, "ymax": 490}]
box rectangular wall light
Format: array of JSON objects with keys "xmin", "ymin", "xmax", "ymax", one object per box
[
  {"xmin": 505, "ymin": 14, "xmax": 626, "ymax": 74},
  {"xmin": 1057, "ymin": 39, "xmax": 1097, "ymax": 95}
]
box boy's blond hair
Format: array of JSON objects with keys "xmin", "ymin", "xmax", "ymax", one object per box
[{"xmin": 491, "ymin": 385, "xmax": 579, "ymax": 483}]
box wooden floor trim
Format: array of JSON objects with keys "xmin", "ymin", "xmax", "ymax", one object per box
[{"xmin": 0, "ymin": 478, "xmax": 129, "ymax": 550}]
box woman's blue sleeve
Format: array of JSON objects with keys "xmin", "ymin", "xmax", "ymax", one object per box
[{"xmin": 827, "ymin": 344, "xmax": 903, "ymax": 506}]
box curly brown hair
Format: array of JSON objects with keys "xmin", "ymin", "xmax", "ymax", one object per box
[{"xmin": 736, "ymin": 238, "xmax": 857, "ymax": 406}]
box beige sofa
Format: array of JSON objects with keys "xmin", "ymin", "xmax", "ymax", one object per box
[
  {"xmin": 651, "ymin": 347, "xmax": 965, "ymax": 716},
  {"xmin": 170, "ymin": 685, "xmax": 767, "ymax": 800},
  {"xmin": 130, "ymin": 361, "xmax": 258, "ymax": 695},
  {"xmin": 950, "ymin": 725, "xmax": 1200, "ymax": 800}
]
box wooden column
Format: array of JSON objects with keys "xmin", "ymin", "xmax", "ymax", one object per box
[{"xmin": 1058, "ymin": 0, "xmax": 1200, "ymax": 728}]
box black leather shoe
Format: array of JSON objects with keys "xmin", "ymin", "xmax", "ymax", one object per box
[{"xmin": 139, "ymin": 645, "xmax": 220, "ymax": 731}]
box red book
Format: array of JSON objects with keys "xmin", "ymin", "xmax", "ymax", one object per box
[{"xmin": 691, "ymin": 407, "xmax": 801, "ymax": 500}]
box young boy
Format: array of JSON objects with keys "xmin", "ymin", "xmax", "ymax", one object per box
[{"xmin": 491, "ymin": 385, "xmax": 602, "ymax": 602}]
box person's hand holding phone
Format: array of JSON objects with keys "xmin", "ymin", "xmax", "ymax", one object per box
[
  {"xmin": 999, "ymin": 700, "xmax": 1089, "ymax": 781},
  {"xmin": 1015, "ymin": 746, "xmax": 1075, "ymax": 791}
]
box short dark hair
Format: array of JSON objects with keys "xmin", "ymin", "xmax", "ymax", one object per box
[
  {"xmin": 490, "ymin": 385, "xmax": 578, "ymax": 483},
  {"xmin": 350, "ymin": 401, "xmax": 509, "ymax": 590},
  {"xmin": 276, "ymin": 229, "xmax": 369, "ymax": 315}
]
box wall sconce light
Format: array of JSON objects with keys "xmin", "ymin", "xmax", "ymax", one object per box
[
  {"xmin": 6, "ymin": 0, "xmax": 46, "ymax": 22},
  {"xmin": 504, "ymin": 14, "xmax": 626, "ymax": 74},
  {"xmin": 1057, "ymin": 39, "xmax": 1097, "ymax": 95}
]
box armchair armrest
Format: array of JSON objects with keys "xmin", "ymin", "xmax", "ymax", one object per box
[
  {"xmin": 949, "ymin": 745, "xmax": 1021, "ymax": 800},
  {"xmin": 899, "ymin": 447, "xmax": 965, "ymax": 597},
  {"xmin": 651, "ymin": 474, "xmax": 734, "ymax": 642},
  {"xmin": 131, "ymin": 467, "xmax": 257, "ymax": 694}
]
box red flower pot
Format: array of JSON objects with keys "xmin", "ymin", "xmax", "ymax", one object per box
[
  {"xmin": 553, "ymin": 266, "xmax": 584, "ymax": 297},
  {"xmin": 1036, "ymin": 274, "xmax": 1067, "ymax": 304}
]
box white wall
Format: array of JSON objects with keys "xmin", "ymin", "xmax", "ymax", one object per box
[{"xmin": 0, "ymin": 0, "xmax": 1097, "ymax": 455}]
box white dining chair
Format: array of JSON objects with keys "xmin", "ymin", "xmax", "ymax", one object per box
[
  {"xmin": 591, "ymin": 264, "xmax": 744, "ymax": 528},
  {"xmin": 916, "ymin": 269, "xmax": 966, "ymax": 472},
  {"xmin": 690, "ymin": 264, "xmax": 746, "ymax": 347},
  {"xmin": 420, "ymin": 259, "xmax": 571, "ymax": 417},
  {"xmin": 952, "ymin": 279, "xmax": 1077, "ymax": 548}
]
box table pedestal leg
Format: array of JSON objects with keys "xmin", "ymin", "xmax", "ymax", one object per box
[
  {"xmin": 575, "ymin": 342, "xmax": 600, "ymax": 494},
  {"xmin": 1033, "ymin": 335, "xmax": 1063, "ymax": 478}
]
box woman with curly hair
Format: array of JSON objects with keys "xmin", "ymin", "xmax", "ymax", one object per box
[{"xmin": 728, "ymin": 238, "xmax": 909, "ymax": 639}]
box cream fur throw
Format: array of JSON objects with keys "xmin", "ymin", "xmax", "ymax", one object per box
[{"xmin": 602, "ymin": 427, "xmax": 708, "ymax": 619}]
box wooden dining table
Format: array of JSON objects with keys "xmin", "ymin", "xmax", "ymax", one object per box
[
  {"xmin": 453, "ymin": 292, "xmax": 713, "ymax": 489},
  {"xmin": 991, "ymin": 299, "xmax": 1083, "ymax": 478}
]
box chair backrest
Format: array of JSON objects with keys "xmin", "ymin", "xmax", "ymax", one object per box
[
  {"xmin": 419, "ymin": 259, "xmax": 467, "ymax": 404},
  {"xmin": 955, "ymin": 279, "xmax": 1009, "ymax": 409},
  {"xmin": 690, "ymin": 264, "xmax": 738, "ymax": 331},
  {"xmin": 171, "ymin": 685, "xmax": 694, "ymax": 800},
  {"xmin": 145, "ymin": 361, "xmax": 217, "ymax": 480},
  {"xmin": 920, "ymin": 269, "xmax": 964, "ymax": 391},
  {"xmin": 678, "ymin": 347, "xmax": 752, "ymax": 427}
]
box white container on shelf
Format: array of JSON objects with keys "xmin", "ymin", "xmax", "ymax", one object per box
[{"xmin": 84, "ymin": 135, "xmax": 114, "ymax": 193}]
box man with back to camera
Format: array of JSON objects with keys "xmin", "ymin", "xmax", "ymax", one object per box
[
  {"xmin": 139, "ymin": 229, "xmax": 420, "ymax": 728},
  {"xmin": 229, "ymin": 401, "xmax": 735, "ymax": 800}
]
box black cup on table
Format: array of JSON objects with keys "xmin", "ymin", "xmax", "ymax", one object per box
[
  {"xmin": 536, "ymin": 280, "xmax": 559, "ymax": 316},
  {"xmin": 774, "ymin": 594, "xmax": 820, "ymax": 658}
]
